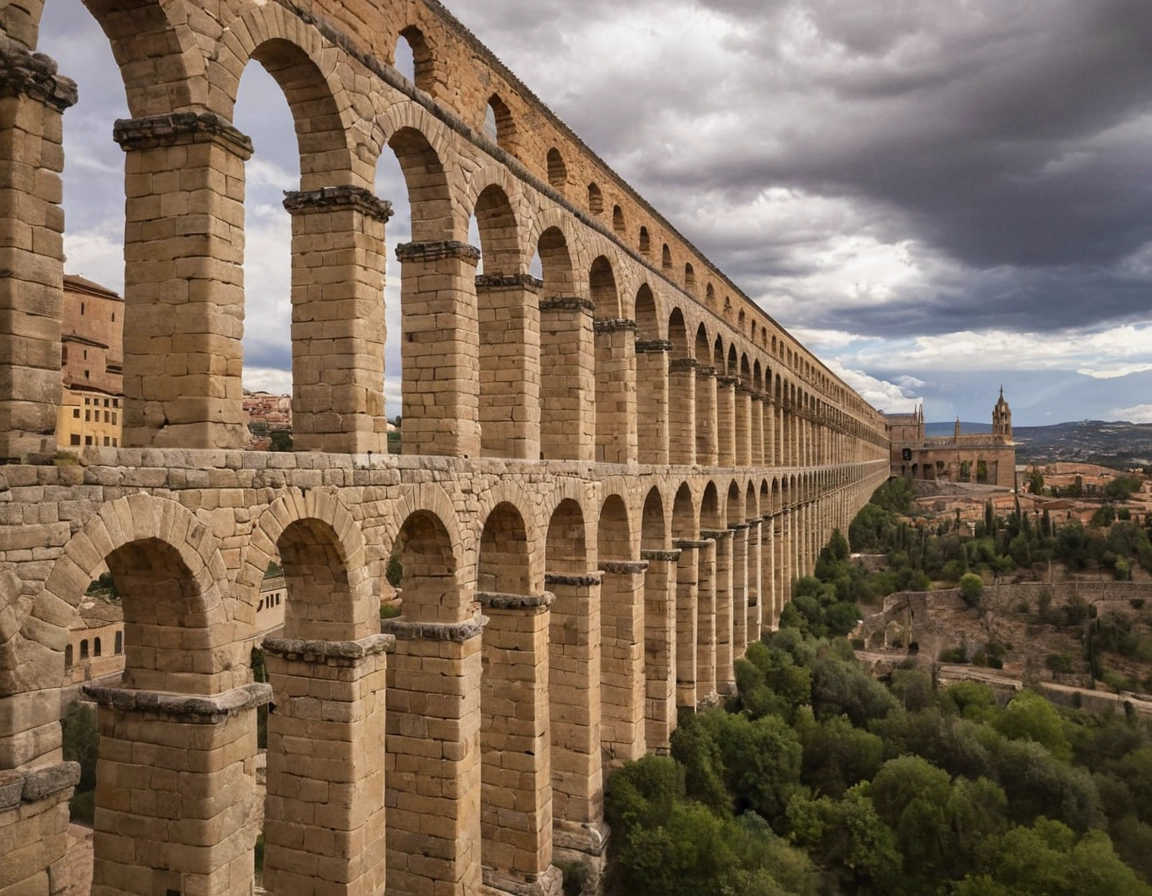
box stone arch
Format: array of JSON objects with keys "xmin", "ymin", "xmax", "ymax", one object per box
[
  {"xmin": 726, "ymin": 480, "xmax": 744, "ymax": 527},
  {"xmin": 672, "ymin": 482, "xmax": 697, "ymax": 540},
  {"xmin": 547, "ymin": 146, "xmax": 567, "ymax": 188},
  {"xmin": 587, "ymin": 182, "xmax": 604, "ymax": 215},
  {"xmin": 684, "ymin": 262, "xmax": 696, "ymax": 295},
  {"xmin": 477, "ymin": 502, "xmax": 531, "ymax": 595},
  {"xmin": 216, "ymin": 9, "xmax": 364, "ymax": 188},
  {"xmin": 589, "ymin": 255, "xmax": 620, "ymax": 318},
  {"xmin": 545, "ymin": 498, "xmax": 588, "ymax": 574},
  {"xmin": 468, "ymin": 177, "xmax": 525, "ymax": 274},
  {"xmin": 394, "ymin": 24, "xmax": 438, "ymax": 93},
  {"xmin": 81, "ymin": 0, "xmax": 206, "ymax": 115},
  {"xmin": 668, "ymin": 308, "xmax": 689, "ymax": 360},
  {"xmin": 694, "ymin": 324, "xmax": 711, "ymax": 363},
  {"xmin": 473, "ymin": 480, "xmax": 545, "ymax": 591},
  {"xmin": 700, "ymin": 482, "xmax": 721, "ymax": 531},
  {"xmin": 661, "ymin": 244, "xmax": 673, "ymax": 271},
  {"xmin": 485, "ymin": 92, "xmax": 517, "ymax": 153},
  {"xmin": 639, "ymin": 226, "xmax": 651, "ymax": 256},
  {"xmin": 381, "ymin": 112, "xmax": 457, "ymax": 241},
  {"xmin": 635, "ymin": 283, "xmax": 660, "ymax": 340},
  {"xmin": 641, "ymin": 487, "xmax": 667, "ymax": 552},
  {"xmin": 612, "ymin": 204, "xmax": 626, "ymax": 235},
  {"xmin": 598, "ymin": 494, "xmax": 633, "ymax": 563},
  {"xmin": 240, "ymin": 488, "xmax": 370, "ymax": 633}
]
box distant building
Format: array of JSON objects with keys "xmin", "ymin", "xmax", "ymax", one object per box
[
  {"xmin": 243, "ymin": 390, "xmax": 292, "ymax": 449},
  {"xmin": 886, "ymin": 389, "xmax": 1016, "ymax": 488},
  {"xmin": 56, "ymin": 275, "xmax": 124, "ymax": 450}
]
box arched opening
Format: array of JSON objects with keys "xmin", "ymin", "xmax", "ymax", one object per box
[
  {"xmin": 544, "ymin": 499, "xmax": 601, "ymax": 829},
  {"xmin": 635, "ymin": 284, "xmax": 664, "ymax": 465},
  {"xmin": 587, "ymin": 182, "xmax": 603, "ymax": 215},
  {"xmin": 537, "ymin": 226, "xmax": 590, "ymax": 461},
  {"xmin": 639, "ymin": 226, "xmax": 651, "ymax": 256},
  {"xmin": 591, "ymin": 257, "xmax": 634, "ymax": 464},
  {"xmin": 384, "ymin": 126, "xmax": 470, "ymax": 457},
  {"xmin": 473, "ymin": 184, "xmax": 532, "ymax": 458},
  {"xmin": 662, "ymin": 244, "xmax": 672, "ymax": 271},
  {"xmin": 395, "ymin": 26, "xmax": 435, "ymax": 91},
  {"xmin": 695, "ymin": 324, "xmax": 716, "ymax": 465},
  {"xmin": 705, "ymin": 283, "xmax": 715, "ymax": 308},
  {"xmin": 668, "ymin": 309, "xmax": 688, "ymax": 360},
  {"xmin": 684, "ymin": 262, "xmax": 696, "ymax": 295},
  {"xmin": 599, "ymin": 495, "xmax": 644, "ymax": 763},
  {"xmin": 697, "ymin": 483, "xmax": 721, "ymax": 699},
  {"xmin": 612, "ymin": 204, "xmax": 625, "ymax": 235},
  {"xmin": 547, "ymin": 147, "xmax": 567, "ymax": 188},
  {"xmin": 384, "ymin": 509, "xmax": 478, "ymax": 896},
  {"xmin": 671, "ymin": 483, "xmax": 698, "ymax": 709},
  {"xmin": 485, "ymin": 93, "xmax": 516, "ymax": 153},
  {"xmin": 477, "ymin": 502, "xmax": 551, "ymax": 889},
  {"xmin": 641, "ymin": 487, "xmax": 674, "ymax": 748}
]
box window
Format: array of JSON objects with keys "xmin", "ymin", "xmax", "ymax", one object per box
[
  {"xmin": 84, "ymin": 370, "xmax": 89, "ymax": 379},
  {"xmin": 80, "ymin": 302, "xmax": 85, "ymax": 315},
  {"xmin": 61, "ymin": 347, "xmax": 67, "ymax": 364},
  {"xmin": 94, "ymin": 637, "xmax": 102, "ymax": 657},
  {"xmin": 80, "ymin": 639, "xmax": 89, "ymax": 660},
  {"xmin": 587, "ymin": 183, "xmax": 603, "ymax": 215},
  {"xmin": 82, "ymin": 349, "xmax": 87, "ymax": 360},
  {"xmin": 114, "ymin": 631, "xmax": 122, "ymax": 654},
  {"xmin": 112, "ymin": 398, "xmax": 119, "ymax": 408},
  {"xmin": 639, "ymin": 227, "xmax": 651, "ymax": 256},
  {"xmin": 104, "ymin": 411, "xmax": 110, "ymax": 423},
  {"xmin": 111, "ymin": 412, "xmax": 117, "ymax": 425},
  {"xmin": 547, "ymin": 148, "xmax": 567, "ymax": 188},
  {"xmin": 103, "ymin": 437, "xmax": 110, "ymax": 446},
  {"xmin": 69, "ymin": 434, "xmax": 80, "ymax": 446},
  {"xmin": 85, "ymin": 436, "xmax": 93, "ymax": 446},
  {"xmin": 111, "ymin": 311, "xmax": 115, "ymax": 322},
  {"xmin": 104, "ymin": 399, "xmax": 109, "ymax": 407},
  {"xmin": 111, "ymin": 438, "xmax": 118, "ymax": 447},
  {"xmin": 84, "ymin": 398, "xmax": 89, "ymax": 406},
  {"xmin": 612, "ymin": 205, "xmax": 625, "ymax": 235},
  {"xmin": 72, "ymin": 408, "xmax": 79, "ymax": 419},
  {"xmin": 84, "ymin": 410, "xmax": 90, "ymax": 422},
  {"xmin": 65, "ymin": 645, "xmax": 73, "ymax": 669}
]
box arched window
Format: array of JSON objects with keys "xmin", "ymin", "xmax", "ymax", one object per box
[
  {"xmin": 587, "ymin": 183, "xmax": 603, "ymax": 215},
  {"xmin": 485, "ymin": 94, "xmax": 516, "ymax": 152},
  {"xmin": 94, "ymin": 637, "xmax": 102, "ymax": 657},
  {"xmin": 612, "ymin": 204, "xmax": 625, "ymax": 235},
  {"xmin": 80, "ymin": 639, "xmax": 89, "ymax": 660},
  {"xmin": 547, "ymin": 148, "xmax": 567, "ymax": 188},
  {"xmin": 65, "ymin": 644, "xmax": 73, "ymax": 669},
  {"xmin": 662, "ymin": 244, "xmax": 672, "ymax": 270},
  {"xmin": 684, "ymin": 263, "xmax": 696, "ymax": 293},
  {"xmin": 114, "ymin": 631, "xmax": 123, "ymax": 654},
  {"xmin": 395, "ymin": 26, "xmax": 435, "ymax": 91},
  {"xmin": 639, "ymin": 226, "xmax": 651, "ymax": 256}
]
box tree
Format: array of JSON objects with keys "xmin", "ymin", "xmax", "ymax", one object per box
[
  {"xmin": 959, "ymin": 573, "xmax": 985, "ymax": 608},
  {"xmin": 1029, "ymin": 469, "xmax": 1045, "ymax": 495}
]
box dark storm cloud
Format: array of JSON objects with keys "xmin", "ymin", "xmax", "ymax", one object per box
[{"xmin": 448, "ymin": 0, "xmax": 1152, "ymax": 336}]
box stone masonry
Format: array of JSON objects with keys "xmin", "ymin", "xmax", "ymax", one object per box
[{"xmin": 0, "ymin": 3, "xmax": 891, "ymax": 896}]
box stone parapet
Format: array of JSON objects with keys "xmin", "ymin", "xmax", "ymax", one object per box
[
  {"xmin": 0, "ymin": 43, "xmax": 76, "ymax": 110},
  {"xmin": 0, "ymin": 762, "xmax": 79, "ymax": 811},
  {"xmin": 282, "ymin": 185, "xmax": 394, "ymax": 222},
  {"xmin": 113, "ymin": 111, "xmax": 252, "ymax": 158}
]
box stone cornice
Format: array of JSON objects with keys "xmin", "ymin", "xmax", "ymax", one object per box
[
  {"xmin": 0, "ymin": 762, "xmax": 80, "ymax": 810},
  {"xmin": 700, "ymin": 528, "xmax": 732, "ymax": 540},
  {"xmin": 82, "ymin": 682, "xmax": 272, "ymax": 723},
  {"xmin": 598, "ymin": 560, "xmax": 650, "ymax": 575},
  {"xmin": 262, "ymin": 634, "xmax": 395, "ymax": 663},
  {"xmin": 593, "ymin": 318, "xmax": 639, "ymax": 335},
  {"xmin": 113, "ymin": 112, "xmax": 252, "ymax": 158},
  {"xmin": 475, "ymin": 273, "xmax": 543, "ymax": 292},
  {"xmin": 717, "ymin": 375, "xmax": 738, "ymax": 388},
  {"xmin": 282, "ymin": 186, "xmax": 394, "ymax": 222},
  {"xmin": 697, "ymin": 366, "xmax": 717, "ymax": 379},
  {"xmin": 544, "ymin": 572, "xmax": 602, "ymax": 587},
  {"xmin": 673, "ymin": 539, "xmax": 711, "ymax": 550},
  {"xmin": 0, "ymin": 44, "xmax": 77, "ymax": 111},
  {"xmin": 669, "ymin": 358, "xmax": 699, "ymax": 373},
  {"xmin": 381, "ymin": 612, "xmax": 485, "ymax": 642},
  {"xmin": 641, "ymin": 549, "xmax": 682, "ymax": 562},
  {"xmin": 476, "ymin": 591, "xmax": 555, "ymax": 610},
  {"xmin": 395, "ymin": 240, "xmax": 481, "ymax": 265},
  {"xmin": 636, "ymin": 339, "xmax": 673, "ymax": 354},
  {"xmin": 540, "ymin": 296, "xmax": 595, "ymax": 314},
  {"xmin": 728, "ymin": 522, "xmax": 751, "ymax": 531}
]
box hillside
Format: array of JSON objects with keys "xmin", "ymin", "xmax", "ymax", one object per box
[{"xmin": 925, "ymin": 419, "xmax": 1152, "ymax": 469}]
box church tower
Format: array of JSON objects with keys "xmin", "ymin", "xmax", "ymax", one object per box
[{"xmin": 992, "ymin": 387, "xmax": 1012, "ymax": 442}]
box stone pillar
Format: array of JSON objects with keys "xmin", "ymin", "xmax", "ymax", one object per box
[
  {"xmin": 774, "ymin": 514, "xmax": 787, "ymax": 626},
  {"xmin": 85, "ymin": 683, "xmax": 270, "ymax": 896},
  {"xmin": 395, "ymin": 240, "xmax": 481, "ymax": 458},
  {"xmin": 115, "ymin": 113, "xmax": 251, "ymax": 449},
  {"xmin": 641, "ymin": 550, "xmax": 678, "ymax": 753},
  {"xmin": 735, "ymin": 385, "xmax": 753, "ymax": 467},
  {"xmin": 283, "ymin": 187, "xmax": 392, "ymax": 454},
  {"xmin": 0, "ymin": 45, "xmax": 75, "ymax": 460},
  {"xmin": 0, "ymin": 761, "xmax": 80, "ymax": 896},
  {"xmin": 475, "ymin": 274, "xmax": 542, "ymax": 460},
  {"xmin": 380, "ymin": 615, "xmax": 484, "ymax": 896},
  {"xmin": 477, "ymin": 593, "xmax": 561, "ymax": 896},
  {"xmin": 672, "ymin": 541, "xmax": 703, "ymax": 710},
  {"xmin": 598, "ymin": 560, "xmax": 647, "ymax": 765},
  {"xmin": 594, "ymin": 319, "xmax": 638, "ymax": 465},
  {"xmin": 636, "ymin": 339, "xmax": 671, "ymax": 466},
  {"xmin": 695, "ymin": 538, "xmax": 717, "ymax": 703},
  {"xmin": 544, "ymin": 573, "xmax": 606, "ymax": 865},
  {"xmin": 667, "ymin": 359, "xmax": 697, "ymax": 466},
  {"xmin": 260, "ymin": 636, "xmax": 391, "ymax": 896},
  {"xmin": 695, "ymin": 366, "xmax": 718, "ymax": 466},
  {"xmin": 705, "ymin": 529, "xmax": 734, "ymax": 696},
  {"xmin": 716, "ymin": 376, "xmax": 736, "ymax": 466},
  {"xmin": 730, "ymin": 523, "xmax": 749, "ymax": 663},
  {"xmin": 746, "ymin": 520, "xmax": 763, "ymax": 643},
  {"xmin": 540, "ymin": 298, "xmax": 595, "ymax": 461},
  {"xmin": 750, "ymin": 394, "xmax": 765, "ymax": 466}
]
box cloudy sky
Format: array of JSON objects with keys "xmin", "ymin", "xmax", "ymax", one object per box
[{"xmin": 37, "ymin": 0, "xmax": 1152, "ymax": 425}]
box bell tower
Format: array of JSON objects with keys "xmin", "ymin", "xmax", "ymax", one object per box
[{"xmin": 992, "ymin": 387, "xmax": 1012, "ymax": 441}]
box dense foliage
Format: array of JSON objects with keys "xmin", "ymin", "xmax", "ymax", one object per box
[{"xmin": 605, "ymin": 482, "xmax": 1152, "ymax": 896}]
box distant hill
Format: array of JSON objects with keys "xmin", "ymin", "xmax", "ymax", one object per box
[{"xmin": 926, "ymin": 419, "xmax": 1152, "ymax": 468}]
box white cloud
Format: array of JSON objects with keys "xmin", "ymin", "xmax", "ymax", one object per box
[{"xmin": 1109, "ymin": 404, "xmax": 1152, "ymax": 424}]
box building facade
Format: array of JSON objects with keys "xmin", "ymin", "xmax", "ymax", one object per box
[
  {"xmin": 55, "ymin": 276, "xmax": 124, "ymax": 451},
  {"xmin": 887, "ymin": 390, "xmax": 1016, "ymax": 488}
]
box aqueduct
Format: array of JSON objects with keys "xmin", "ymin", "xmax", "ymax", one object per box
[{"xmin": 0, "ymin": 1, "xmax": 890, "ymax": 895}]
